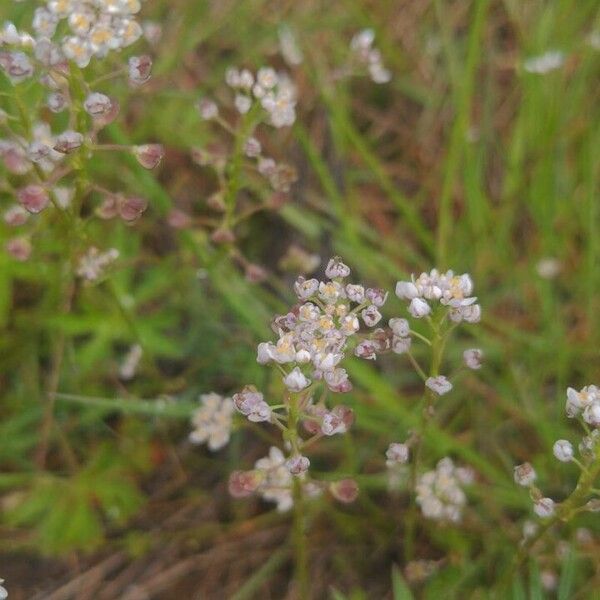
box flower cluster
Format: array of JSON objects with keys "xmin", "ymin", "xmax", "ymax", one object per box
[
  {"xmin": 187, "ymin": 68, "xmax": 299, "ymax": 280},
  {"xmin": 257, "ymin": 256, "xmax": 388, "ymax": 393},
  {"xmin": 349, "ymin": 29, "xmax": 391, "ymax": 84},
  {"xmin": 395, "ymin": 269, "xmax": 481, "ymax": 323},
  {"xmin": 416, "ymin": 458, "xmax": 473, "ymax": 522},
  {"xmin": 0, "ymin": 1, "xmax": 161, "ymax": 269},
  {"xmin": 0, "ymin": 579, "xmax": 6, "ymax": 600},
  {"xmin": 189, "ymin": 393, "xmax": 235, "ymax": 451},
  {"xmin": 226, "ymin": 257, "xmax": 370, "ymax": 509},
  {"xmin": 76, "ymin": 246, "xmax": 119, "ymax": 281},
  {"xmin": 515, "ymin": 384, "xmax": 600, "ymax": 520},
  {"xmin": 32, "ymin": 0, "xmax": 144, "ymax": 69},
  {"xmin": 224, "ymin": 66, "xmax": 297, "ymax": 127}
]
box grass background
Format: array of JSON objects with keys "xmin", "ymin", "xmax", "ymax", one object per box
[{"xmin": 0, "ymin": 0, "xmax": 599, "ymax": 597}]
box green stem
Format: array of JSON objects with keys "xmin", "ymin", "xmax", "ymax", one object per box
[{"xmin": 287, "ymin": 392, "xmax": 310, "ymax": 598}]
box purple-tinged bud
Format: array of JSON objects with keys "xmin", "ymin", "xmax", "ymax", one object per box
[
  {"xmin": 366, "ymin": 287, "xmax": 388, "ymax": 307},
  {"xmin": 361, "ymin": 305, "xmax": 382, "ymax": 327},
  {"xmin": 18, "ymin": 185, "xmax": 49, "ymax": 214},
  {"xmin": 28, "ymin": 140, "xmax": 54, "ymax": 166},
  {"xmin": 119, "ymin": 196, "xmax": 148, "ymax": 222},
  {"xmin": 167, "ymin": 209, "xmax": 192, "ymax": 229},
  {"xmin": 386, "ymin": 442, "xmax": 409, "ymax": 466},
  {"xmin": 197, "ymin": 98, "xmax": 218, "ymax": 120},
  {"xmin": 6, "ymin": 237, "xmax": 32, "ymax": 261},
  {"xmin": 47, "ymin": 91, "xmax": 67, "ymax": 113},
  {"xmin": 228, "ymin": 470, "xmax": 262, "ymax": 498},
  {"xmin": 389, "ymin": 318, "xmax": 410, "ymax": 337},
  {"xmin": 128, "ymin": 55, "xmax": 153, "ymax": 86},
  {"xmin": 211, "ymin": 228, "xmax": 236, "ymax": 244},
  {"xmin": 286, "ymin": 455, "xmax": 310, "ymax": 475},
  {"xmin": 96, "ymin": 196, "xmax": 119, "ymax": 220},
  {"xmin": 533, "ymin": 497, "xmax": 555, "ymax": 518},
  {"xmin": 392, "ymin": 336, "xmax": 411, "ymax": 354},
  {"xmin": 84, "ymin": 92, "xmax": 113, "ymax": 116},
  {"xmin": 463, "ymin": 348, "xmax": 483, "ymax": 370},
  {"xmin": 4, "ymin": 205, "xmax": 29, "ymax": 226},
  {"xmin": 329, "ymin": 479, "xmax": 359, "ymax": 503},
  {"xmin": 514, "ymin": 462, "xmax": 536, "ymax": 487},
  {"xmin": 133, "ymin": 144, "xmax": 164, "ymax": 170},
  {"xmin": 325, "ymin": 256, "xmax": 351, "ymax": 279},
  {"xmin": 244, "ymin": 137, "xmax": 261, "ymax": 157},
  {"xmin": 53, "ymin": 130, "xmax": 83, "ymax": 153},
  {"xmin": 354, "ymin": 340, "xmax": 378, "ymax": 360},
  {"xmin": 245, "ymin": 263, "xmax": 268, "ymax": 283}
]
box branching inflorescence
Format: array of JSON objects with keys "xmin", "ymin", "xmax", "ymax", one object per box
[
  {"xmin": 1, "ymin": 1, "xmax": 162, "ymax": 278},
  {"xmin": 515, "ymin": 385, "xmax": 600, "ymax": 521}
]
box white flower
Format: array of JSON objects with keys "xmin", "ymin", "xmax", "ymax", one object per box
[
  {"xmin": 392, "ymin": 336, "xmax": 411, "ymax": 355},
  {"xmin": 284, "ymin": 367, "xmax": 311, "ymax": 392},
  {"xmin": 463, "ymin": 348, "xmax": 483, "ymax": 370},
  {"xmin": 523, "ymin": 51, "xmax": 564, "ymax": 74},
  {"xmin": 514, "ymin": 463, "xmax": 536, "ymax": 486},
  {"xmin": 396, "ymin": 281, "xmax": 419, "ymax": 299},
  {"xmin": 255, "ymin": 446, "xmax": 293, "ymax": 512},
  {"xmin": 408, "ymin": 297, "xmax": 431, "ymax": 318},
  {"xmin": 325, "ymin": 256, "xmax": 351, "ymax": 279},
  {"xmin": 76, "ymin": 247, "xmax": 119, "ymax": 281},
  {"xmin": 294, "ymin": 276, "xmax": 319, "ymax": 300},
  {"xmin": 286, "ymin": 455, "xmax": 310, "ymax": 475},
  {"xmin": 189, "ymin": 393, "xmax": 234, "ymax": 451},
  {"xmin": 583, "ymin": 402, "xmax": 600, "ymax": 427},
  {"xmin": 346, "ymin": 284, "xmax": 365, "ymax": 303},
  {"xmin": 389, "ymin": 318, "xmax": 410, "ymax": 337},
  {"xmin": 361, "ymin": 305, "xmax": 382, "ymax": 327},
  {"xmin": 553, "ymin": 439, "xmax": 574, "ymax": 462},
  {"xmin": 416, "ymin": 458, "xmax": 470, "ymax": 522},
  {"xmin": 386, "ymin": 442, "xmax": 409, "ymax": 466},
  {"xmin": 426, "ymin": 375, "xmax": 452, "ymax": 395},
  {"xmin": 233, "ymin": 387, "xmax": 271, "ymax": 422},
  {"xmin": 234, "ymin": 94, "xmax": 252, "ymax": 114},
  {"xmin": 533, "ymin": 497, "xmax": 555, "ymax": 518},
  {"xmin": 536, "ymin": 257, "xmax": 561, "ymax": 279},
  {"xmin": 565, "ymin": 385, "xmax": 599, "ymax": 417},
  {"xmin": 0, "ymin": 579, "xmax": 6, "ymax": 600}
]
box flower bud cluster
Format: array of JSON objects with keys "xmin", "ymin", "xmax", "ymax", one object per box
[
  {"xmin": 225, "ymin": 66, "xmax": 297, "ymax": 128},
  {"xmin": 415, "ymin": 458, "xmax": 473, "ymax": 522},
  {"xmin": 349, "ymin": 29, "xmax": 391, "ymax": 84},
  {"xmin": 226, "ymin": 258, "xmax": 367, "ymax": 510},
  {"xmin": 515, "ymin": 383, "xmax": 600, "ymax": 521},
  {"xmin": 1, "ymin": 3, "xmax": 159, "ymax": 268},
  {"xmin": 189, "ymin": 393, "xmax": 234, "ymax": 451},
  {"xmin": 395, "ymin": 269, "xmax": 481, "ymax": 323},
  {"xmin": 257, "ymin": 257, "xmax": 387, "ymax": 393}
]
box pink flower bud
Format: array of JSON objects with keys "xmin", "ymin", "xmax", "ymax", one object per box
[
  {"xmin": 128, "ymin": 55, "xmax": 153, "ymax": 86},
  {"xmin": 96, "ymin": 196, "xmax": 119, "ymax": 220},
  {"xmin": 211, "ymin": 228, "xmax": 236, "ymax": 244},
  {"xmin": 245, "ymin": 263, "xmax": 268, "ymax": 283},
  {"xmin": 329, "ymin": 479, "xmax": 359, "ymax": 504},
  {"xmin": 18, "ymin": 185, "xmax": 49, "ymax": 214},
  {"xmin": 84, "ymin": 92, "xmax": 113, "ymax": 116},
  {"xmin": 133, "ymin": 144, "xmax": 164, "ymax": 170},
  {"xmin": 4, "ymin": 205, "xmax": 29, "ymax": 226},
  {"xmin": 6, "ymin": 237, "xmax": 32, "ymax": 261},
  {"xmin": 286, "ymin": 455, "xmax": 310, "ymax": 475},
  {"xmin": 119, "ymin": 196, "xmax": 148, "ymax": 222},
  {"xmin": 53, "ymin": 130, "xmax": 84, "ymax": 153},
  {"xmin": 228, "ymin": 470, "xmax": 261, "ymax": 497},
  {"xmin": 167, "ymin": 209, "xmax": 192, "ymax": 229},
  {"xmin": 47, "ymin": 91, "xmax": 67, "ymax": 113}
]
